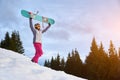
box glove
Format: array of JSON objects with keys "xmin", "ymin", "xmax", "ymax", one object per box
[{"xmin": 48, "ymin": 23, "xmax": 51, "ymax": 27}]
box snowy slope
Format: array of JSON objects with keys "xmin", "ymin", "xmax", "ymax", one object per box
[{"xmin": 0, "ymin": 48, "xmax": 87, "ymax": 80}]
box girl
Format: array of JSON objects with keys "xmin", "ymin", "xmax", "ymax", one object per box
[{"xmin": 29, "ymin": 18, "xmax": 51, "ymax": 63}]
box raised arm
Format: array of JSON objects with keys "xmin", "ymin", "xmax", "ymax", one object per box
[
  {"xmin": 42, "ymin": 23, "xmax": 51, "ymax": 33},
  {"xmin": 29, "ymin": 18, "xmax": 35, "ymax": 34}
]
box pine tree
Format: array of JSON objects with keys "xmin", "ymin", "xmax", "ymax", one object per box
[
  {"xmin": 47, "ymin": 60, "xmax": 50, "ymax": 67},
  {"xmin": 0, "ymin": 31, "xmax": 24, "ymax": 54},
  {"xmin": 44, "ymin": 59, "xmax": 50, "ymax": 67},
  {"xmin": 11, "ymin": 31, "xmax": 24, "ymax": 54},
  {"xmin": 15, "ymin": 31, "xmax": 24, "ymax": 54},
  {"xmin": 96, "ymin": 42, "xmax": 109, "ymax": 80},
  {"xmin": 10, "ymin": 31, "xmax": 16, "ymax": 51},
  {"xmin": 50, "ymin": 54, "xmax": 61, "ymax": 70},
  {"xmin": 65, "ymin": 52, "xmax": 73, "ymax": 74},
  {"xmin": 50, "ymin": 56, "xmax": 54, "ymax": 69},
  {"xmin": 56, "ymin": 54, "xmax": 60, "ymax": 70},
  {"xmin": 85, "ymin": 37, "xmax": 99, "ymax": 80},
  {"xmin": 109, "ymin": 40, "xmax": 115, "ymax": 56},
  {"xmin": 71, "ymin": 50, "xmax": 76, "ymax": 74},
  {"xmin": 60, "ymin": 57, "xmax": 65, "ymax": 71},
  {"xmin": 65, "ymin": 49, "xmax": 83, "ymax": 77},
  {"xmin": 49, "ymin": 54, "xmax": 61, "ymax": 70},
  {"xmin": 44, "ymin": 60, "xmax": 48, "ymax": 67},
  {"xmin": 0, "ymin": 39, "xmax": 5, "ymax": 48},
  {"xmin": 0, "ymin": 32, "xmax": 11, "ymax": 49},
  {"xmin": 5, "ymin": 32, "xmax": 11, "ymax": 49},
  {"xmin": 74, "ymin": 49, "xmax": 83, "ymax": 77},
  {"xmin": 107, "ymin": 40, "xmax": 120, "ymax": 80}
]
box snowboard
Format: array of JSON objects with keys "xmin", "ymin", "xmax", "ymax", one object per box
[{"xmin": 21, "ymin": 10, "xmax": 55, "ymax": 25}]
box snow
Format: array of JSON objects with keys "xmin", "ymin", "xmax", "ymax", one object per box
[{"xmin": 0, "ymin": 48, "xmax": 87, "ymax": 80}]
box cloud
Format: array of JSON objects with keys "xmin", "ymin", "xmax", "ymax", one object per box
[{"xmin": 45, "ymin": 28, "xmax": 70, "ymax": 41}]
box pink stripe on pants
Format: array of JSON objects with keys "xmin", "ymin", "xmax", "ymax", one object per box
[{"xmin": 32, "ymin": 43, "xmax": 43, "ymax": 63}]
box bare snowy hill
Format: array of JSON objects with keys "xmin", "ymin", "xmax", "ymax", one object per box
[{"xmin": 0, "ymin": 48, "xmax": 87, "ymax": 80}]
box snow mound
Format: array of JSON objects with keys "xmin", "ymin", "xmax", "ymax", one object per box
[{"xmin": 0, "ymin": 48, "xmax": 87, "ymax": 80}]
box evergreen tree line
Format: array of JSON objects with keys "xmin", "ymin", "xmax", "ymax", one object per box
[
  {"xmin": 44, "ymin": 38, "xmax": 120, "ymax": 80},
  {"xmin": 44, "ymin": 54, "xmax": 65, "ymax": 71},
  {"xmin": 0, "ymin": 31, "xmax": 24, "ymax": 54}
]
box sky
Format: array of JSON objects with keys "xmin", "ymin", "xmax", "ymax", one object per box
[{"xmin": 0, "ymin": 0, "xmax": 120, "ymax": 64}]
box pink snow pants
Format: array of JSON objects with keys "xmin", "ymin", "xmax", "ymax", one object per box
[{"xmin": 32, "ymin": 43, "xmax": 43, "ymax": 63}]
